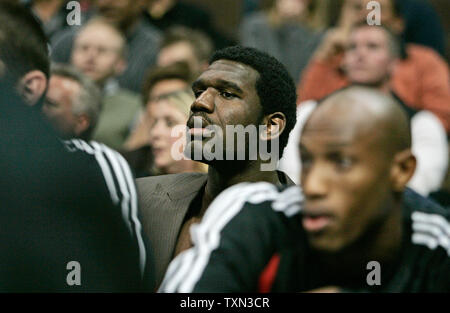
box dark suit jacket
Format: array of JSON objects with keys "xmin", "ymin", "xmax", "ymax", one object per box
[{"xmin": 136, "ymin": 171, "xmax": 295, "ymax": 288}]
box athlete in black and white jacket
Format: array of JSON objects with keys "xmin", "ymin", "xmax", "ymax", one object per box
[
  {"xmin": 0, "ymin": 84, "xmax": 153, "ymax": 292},
  {"xmin": 159, "ymin": 182, "xmax": 449, "ymax": 293}
]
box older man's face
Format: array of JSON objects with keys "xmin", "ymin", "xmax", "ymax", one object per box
[
  {"xmin": 71, "ymin": 23, "xmax": 125, "ymax": 85},
  {"xmin": 42, "ymin": 75, "xmax": 83, "ymax": 139}
]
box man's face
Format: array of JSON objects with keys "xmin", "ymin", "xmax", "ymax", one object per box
[
  {"xmin": 71, "ymin": 23, "xmax": 125, "ymax": 85},
  {"xmin": 299, "ymin": 102, "xmax": 393, "ymax": 252},
  {"xmin": 42, "ymin": 75, "xmax": 82, "ymax": 138},
  {"xmin": 344, "ymin": 26, "xmax": 394, "ymax": 85},
  {"xmin": 95, "ymin": 0, "xmax": 142, "ymax": 25},
  {"xmin": 187, "ymin": 60, "xmax": 262, "ymax": 163}
]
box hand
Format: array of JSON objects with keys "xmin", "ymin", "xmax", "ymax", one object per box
[{"xmin": 313, "ymin": 28, "xmax": 350, "ymax": 62}]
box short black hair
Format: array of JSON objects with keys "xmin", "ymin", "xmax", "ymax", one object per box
[
  {"xmin": 210, "ymin": 46, "xmax": 297, "ymax": 158},
  {"xmin": 0, "ymin": 2, "xmax": 50, "ymax": 83}
]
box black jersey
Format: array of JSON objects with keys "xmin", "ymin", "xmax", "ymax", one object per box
[
  {"xmin": 158, "ymin": 183, "xmax": 449, "ymax": 293},
  {"xmin": 0, "ymin": 88, "xmax": 153, "ymax": 292}
]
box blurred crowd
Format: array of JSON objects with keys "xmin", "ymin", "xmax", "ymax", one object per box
[
  {"xmin": 13, "ymin": 0, "xmax": 448, "ymax": 198},
  {"xmin": 0, "ymin": 0, "xmax": 449, "ymax": 292}
]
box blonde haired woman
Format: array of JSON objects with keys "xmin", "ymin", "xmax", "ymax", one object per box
[{"xmin": 124, "ymin": 89, "xmax": 207, "ymax": 176}]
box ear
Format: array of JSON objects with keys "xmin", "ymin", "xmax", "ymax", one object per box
[
  {"xmin": 74, "ymin": 113, "xmax": 91, "ymax": 137},
  {"xmin": 19, "ymin": 70, "xmax": 47, "ymax": 106},
  {"xmin": 260, "ymin": 112, "xmax": 286, "ymax": 141},
  {"xmin": 390, "ymin": 149, "xmax": 416, "ymax": 192},
  {"xmin": 114, "ymin": 57, "xmax": 127, "ymax": 76}
]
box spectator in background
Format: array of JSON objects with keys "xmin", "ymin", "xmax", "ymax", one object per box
[
  {"xmin": 157, "ymin": 26, "xmax": 213, "ymax": 79},
  {"xmin": 51, "ymin": 0, "xmax": 161, "ymax": 93},
  {"xmin": 42, "ymin": 63, "xmax": 101, "ymax": 141},
  {"xmin": 147, "ymin": 90, "xmax": 207, "ymax": 176},
  {"xmin": 298, "ymin": 0, "xmax": 450, "ymax": 133},
  {"xmin": 145, "ymin": 0, "xmax": 235, "ymax": 50},
  {"xmin": 337, "ymin": 0, "xmax": 446, "ymax": 57},
  {"xmin": 71, "ymin": 17, "xmax": 142, "ymax": 150},
  {"xmin": 124, "ymin": 61, "xmax": 193, "ymax": 154},
  {"xmin": 123, "ymin": 90, "xmax": 207, "ymax": 179},
  {"xmin": 281, "ymin": 23, "xmax": 449, "ymax": 197},
  {"xmin": 239, "ymin": 0, "xmax": 324, "ymax": 83}
]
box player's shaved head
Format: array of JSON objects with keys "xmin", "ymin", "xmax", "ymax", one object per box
[
  {"xmin": 299, "ymin": 85, "xmax": 416, "ymax": 253},
  {"xmin": 306, "ymin": 86, "xmax": 411, "ymax": 157}
]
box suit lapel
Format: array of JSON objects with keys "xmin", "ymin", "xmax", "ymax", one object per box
[{"xmin": 144, "ymin": 173, "xmax": 207, "ymax": 287}]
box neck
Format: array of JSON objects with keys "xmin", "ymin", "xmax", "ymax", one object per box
[
  {"xmin": 377, "ymin": 78, "xmax": 391, "ymax": 95},
  {"xmin": 202, "ymin": 160, "xmax": 281, "ymax": 212},
  {"xmin": 352, "ymin": 78, "xmax": 391, "ymax": 95}
]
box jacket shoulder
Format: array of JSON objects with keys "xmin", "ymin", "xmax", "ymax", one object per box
[{"xmin": 137, "ymin": 172, "xmax": 205, "ymax": 191}]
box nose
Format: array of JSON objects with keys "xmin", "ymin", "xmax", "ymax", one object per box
[
  {"xmin": 191, "ymin": 88, "xmax": 215, "ymax": 113},
  {"xmin": 302, "ymin": 163, "xmax": 329, "ymax": 201}
]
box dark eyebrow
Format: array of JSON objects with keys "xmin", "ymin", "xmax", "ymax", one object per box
[
  {"xmin": 299, "ymin": 142, "xmax": 352, "ymax": 152},
  {"xmin": 191, "ymin": 80, "xmax": 204, "ymax": 91},
  {"xmin": 192, "ymin": 79, "xmax": 244, "ymax": 95}
]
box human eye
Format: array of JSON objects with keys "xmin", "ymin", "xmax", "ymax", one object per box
[
  {"xmin": 335, "ymin": 156, "xmax": 354, "ymax": 171},
  {"xmin": 193, "ymin": 89, "xmax": 204, "ymax": 99},
  {"xmin": 300, "ymin": 153, "xmax": 313, "ymax": 170},
  {"xmin": 367, "ymin": 42, "xmax": 379, "ymax": 50},
  {"xmin": 220, "ymin": 91, "xmax": 237, "ymax": 100},
  {"xmin": 166, "ymin": 118, "xmax": 177, "ymax": 128}
]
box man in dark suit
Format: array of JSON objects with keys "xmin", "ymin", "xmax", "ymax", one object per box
[{"xmin": 137, "ymin": 46, "xmax": 298, "ymax": 287}]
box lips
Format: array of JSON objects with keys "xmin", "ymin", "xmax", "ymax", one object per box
[
  {"xmin": 188, "ymin": 128, "xmax": 213, "ymax": 136},
  {"xmin": 301, "ymin": 209, "xmax": 334, "ymax": 233},
  {"xmin": 187, "ymin": 115, "xmax": 213, "ymax": 138},
  {"xmin": 187, "ymin": 115, "xmax": 210, "ymax": 129}
]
